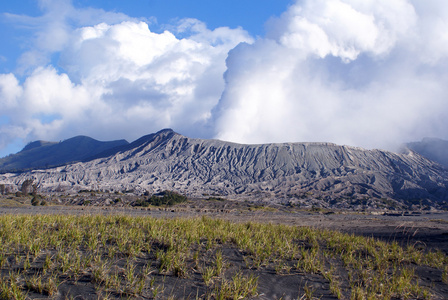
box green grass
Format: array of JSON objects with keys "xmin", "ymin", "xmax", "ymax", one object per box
[
  {"xmin": 134, "ymin": 190, "xmax": 187, "ymax": 207},
  {"xmin": 0, "ymin": 196, "xmax": 29, "ymax": 207},
  {"xmin": 0, "ymin": 214, "xmax": 446, "ymax": 299}
]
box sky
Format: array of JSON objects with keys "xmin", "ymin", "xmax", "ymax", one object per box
[{"xmin": 1, "ymin": 0, "xmax": 448, "ymax": 158}]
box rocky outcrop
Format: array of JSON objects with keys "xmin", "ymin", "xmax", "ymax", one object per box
[{"xmin": 1, "ymin": 129, "xmax": 448, "ymax": 209}]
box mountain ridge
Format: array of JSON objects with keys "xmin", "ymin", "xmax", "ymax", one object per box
[
  {"xmin": 0, "ymin": 136, "xmax": 129, "ymax": 173},
  {"xmin": 1, "ymin": 129, "xmax": 447, "ymax": 210},
  {"xmin": 21, "ymin": 140, "xmax": 58, "ymax": 152},
  {"xmin": 406, "ymin": 138, "xmax": 448, "ymax": 168}
]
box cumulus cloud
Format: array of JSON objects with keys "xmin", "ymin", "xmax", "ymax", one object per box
[
  {"xmin": 1, "ymin": 0, "xmax": 448, "ymax": 157},
  {"xmin": 214, "ymin": 0, "xmax": 448, "ymax": 150},
  {"xmin": 4, "ymin": 0, "xmax": 136, "ymax": 74},
  {"xmin": 271, "ymin": 0, "xmax": 417, "ymax": 61},
  {"xmin": 0, "ymin": 2, "xmax": 252, "ymax": 154}
]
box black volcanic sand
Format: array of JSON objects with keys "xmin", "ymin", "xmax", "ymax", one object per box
[
  {"xmin": 1, "ymin": 202, "xmax": 448, "ymax": 299},
  {"xmin": 1, "ymin": 204, "xmax": 447, "ymax": 254}
]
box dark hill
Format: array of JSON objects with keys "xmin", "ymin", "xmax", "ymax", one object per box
[
  {"xmin": 21, "ymin": 140, "xmax": 58, "ymax": 152},
  {"xmin": 0, "ymin": 136, "xmax": 128, "ymax": 173}
]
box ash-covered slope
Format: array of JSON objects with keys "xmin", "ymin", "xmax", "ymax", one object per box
[
  {"xmin": 0, "ymin": 136, "xmax": 129, "ymax": 173},
  {"xmin": 2, "ymin": 129, "xmax": 448, "ymax": 208},
  {"xmin": 406, "ymin": 138, "xmax": 448, "ymax": 168}
]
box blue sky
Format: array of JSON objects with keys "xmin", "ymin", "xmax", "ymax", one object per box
[
  {"xmin": 1, "ymin": 0, "xmax": 448, "ymax": 158},
  {"xmin": 0, "ymin": 0, "xmax": 290, "ymax": 74},
  {"xmin": 0, "ymin": 0, "xmax": 290, "ymax": 156}
]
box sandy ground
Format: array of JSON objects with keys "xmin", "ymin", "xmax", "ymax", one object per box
[
  {"xmin": 1, "ymin": 204, "xmax": 448, "ymax": 255},
  {"xmin": 1, "ymin": 203, "xmax": 448, "ymax": 299}
]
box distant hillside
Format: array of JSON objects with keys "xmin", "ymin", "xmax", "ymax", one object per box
[
  {"xmin": 406, "ymin": 138, "xmax": 448, "ymax": 168},
  {"xmin": 21, "ymin": 140, "xmax": 58, "ymax": 152},
  {"xmin": 0, "ymin": 136, "xmax": 129, "ymax": 173},
  {"xmin": 2, "ymin": 129, "xmax": 448, "ymax": 210}
]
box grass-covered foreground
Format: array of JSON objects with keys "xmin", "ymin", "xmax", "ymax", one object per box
[{"xmin": 0, "ymin": 215, "xmax": 447, "ymax": 299}]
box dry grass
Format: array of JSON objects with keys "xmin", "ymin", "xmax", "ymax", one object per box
[{"xmin": 0, "ymin": 214, "xmax": 446, "ymax": 299}]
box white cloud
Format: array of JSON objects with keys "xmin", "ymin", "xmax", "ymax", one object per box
[
  {"xmin": 58, "ymin": 19, "xmax": 252, "ymax": 140},
  {"xmin": 0, "ymin": 67, "xmax": 92, "ymax": 143},
  {"xmin": 4, "ymin": 0, "xmax": 135, "ymax": 74},
  {"xmin": 0, "ymin": 1, "xmax": 252, "ymax": 153},
  {"xmin": 266, "ymin": 0, "xmax": 417, "ymax": 61},
  {"xmin": 0, "ymin": 74, "xmax": 22, "ymax": 109},
  {"xmin": 2, "ymin": 0, "xmax": 448, "ymax": 157},
  {"xmin": 214, "ymin": 0, "xmax": 448, "ymax": 150}
]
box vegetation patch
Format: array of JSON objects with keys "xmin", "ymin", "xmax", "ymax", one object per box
[
  {"xmin": 206, "ymin": 196, "xmax": 226, "ymax": 201},
  {"xmin": 0, "ymin": 214, "xmax": 446, "ymax": 299},
  {"xmin": 134, "ymin": 190, "xmax": 187, "ymax": 207}
]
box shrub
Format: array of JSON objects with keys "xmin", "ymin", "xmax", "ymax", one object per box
[
  {"xmin": 147, "ymin": 190, "xmax": 187, "ymax": 206},
  {"xmin": 31, "ymin": 197, "xmax": 40, "ymax": 206},
  {"xmin": 134, "ymin": 190, "xmax": 187, "ymax": 207},
  {"xmin": 134, "ymin": 199, "xmax": 150, "ymax": 207},
  {"xmin": 207, "ymin": 196, "xmax": 225, "ymax": 201}
]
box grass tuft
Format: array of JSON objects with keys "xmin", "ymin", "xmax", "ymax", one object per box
[{"xmin": 0, "ymin": 214, "xmax": 445, "ymax": 298}]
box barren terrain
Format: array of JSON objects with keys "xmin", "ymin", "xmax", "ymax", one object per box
[
  {"xmin": 3, "ymin": 129, "xmax": 448, "ymax": 210},
  {"xmin": 1, "ymin": 195, "xmax": 448, "ymax": 299},
  {"xmin": 1, "ymin": 200, "xmax": 448, "ymax": 254}
]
